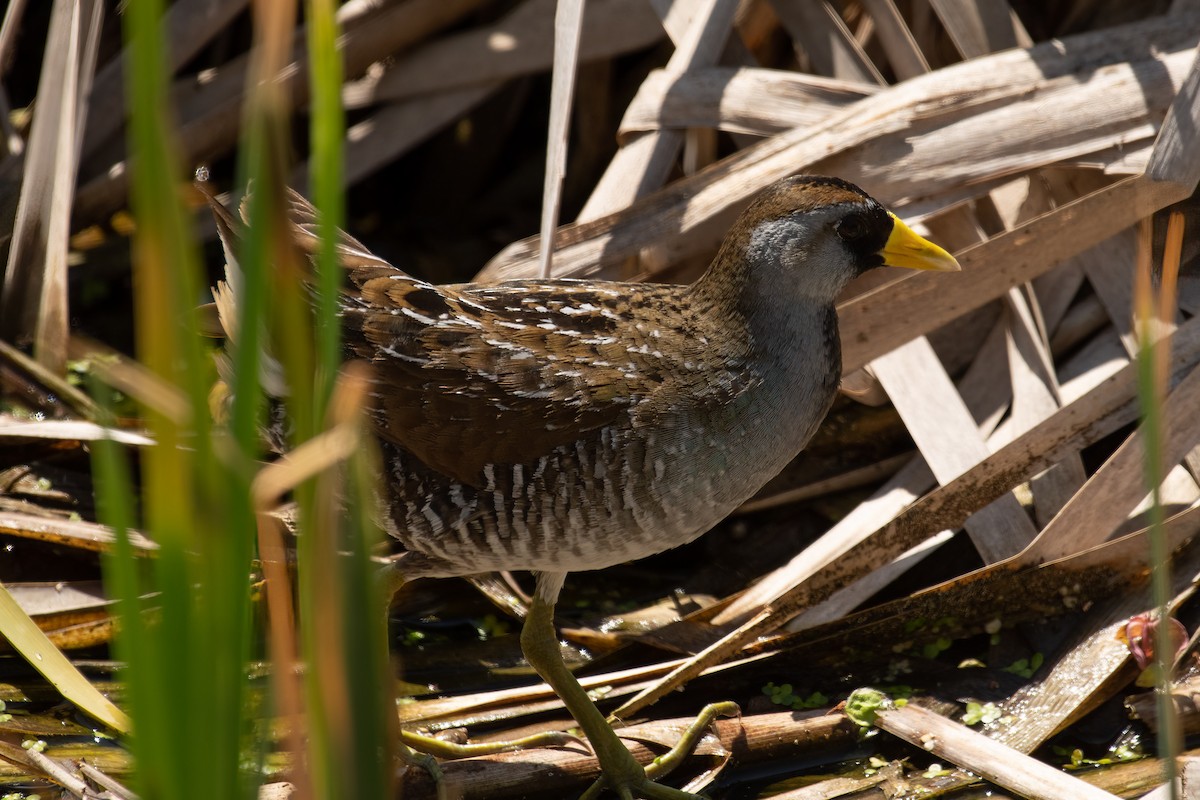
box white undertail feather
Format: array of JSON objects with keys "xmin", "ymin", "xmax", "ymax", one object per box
[{"xmin": 211, "ymin": 195, "xmax": 289, "ymax": 399}]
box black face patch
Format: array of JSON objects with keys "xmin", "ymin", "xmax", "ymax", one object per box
[{"xmin": 835, "ymin": 201, "xmax": 892, "ymax": 274}]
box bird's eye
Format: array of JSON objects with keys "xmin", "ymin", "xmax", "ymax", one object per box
[{"xmin": 836, "ymin": 214, "xmax": 869, "ymax": 242}]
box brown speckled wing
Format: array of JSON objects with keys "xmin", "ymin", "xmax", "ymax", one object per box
[
  {"xmin": 350, "ymin": 281, "xmax": 637, "ymax": 488},
  {"xmin": 279, "ymin": 192, "xmax": 749, "ymax": 489}
]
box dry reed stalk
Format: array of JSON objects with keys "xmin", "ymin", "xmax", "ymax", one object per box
[
  {"xmin": 874, "ymin": 702, "xmax": 1120, "ymax": 800},
  {"xmin": 0, "ymin": 511, "xmax": 157, "ymax": 553},
  {"xmin": 482, "ymin": 16, "xmax": 1200, "ymax": 283}
]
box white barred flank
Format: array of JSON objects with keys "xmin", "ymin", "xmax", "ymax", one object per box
[{"xmin": 383, "ymin": 379, "xmax": 827, "ymax": 577}]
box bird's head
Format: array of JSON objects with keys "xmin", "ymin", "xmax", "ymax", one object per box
[{"xmin": 711, "ymin": 175, "xmax": 960, "ymax": 304}]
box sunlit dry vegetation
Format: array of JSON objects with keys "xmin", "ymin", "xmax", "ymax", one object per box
[{"xmin": 1, "ymin": 1, "xmax": 1200, "ymax": 798}]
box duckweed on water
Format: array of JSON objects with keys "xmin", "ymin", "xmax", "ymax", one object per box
[{"xmin": 1003, "ymin": 652, "xmax": 1044, "ymax": 678}]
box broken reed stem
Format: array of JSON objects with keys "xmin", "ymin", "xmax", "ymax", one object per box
[
  {"xmin": 1135, "ymin": 210, "xmax": 1186, "ymax": 800},
  {"xmin": 1159, "ymin": 212, "xmax": 1185, "ymax": 339}
]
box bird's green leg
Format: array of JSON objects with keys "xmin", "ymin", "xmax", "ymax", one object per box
[{"xmin": 526, "ymin": 572, "xmax": 723, "ymax": 800}]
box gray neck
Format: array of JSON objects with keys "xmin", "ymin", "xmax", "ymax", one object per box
[
  {"xmin": 706, "ymin": 216, "xmax": 850, "ymax": 502},
  {"xmin": 733, "ymin": 215, "xmax": 849, "ymax": 371},
  {"xmin": 687, "ymin": 213, "xmax": 854, "ymax": 478},
  {"xmin": 695, "ymin": 294, "xmax": 842, "ymax": 511}
]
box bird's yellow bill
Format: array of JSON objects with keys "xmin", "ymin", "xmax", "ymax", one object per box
[{"xmin": 880, "ymin": 213, "xmax": 960, "ymax": 272}]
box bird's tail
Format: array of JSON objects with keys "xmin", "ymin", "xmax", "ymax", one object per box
[{"xmin": 196, "ymin": 180, "xmax": 424, "ymax": 447}]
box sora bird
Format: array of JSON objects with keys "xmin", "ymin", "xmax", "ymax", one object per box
[{"xmin": 206, "ymin": 175, "xmax": 959, "ymax": 799}]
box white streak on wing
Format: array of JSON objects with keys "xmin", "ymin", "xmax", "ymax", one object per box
[
  {"xmin": 483, "ymin": 338, "xmax": 535, "ymax": 357},
  {"xmin": 401, "ymin": 306, "xmax": 437, "ymax": 325},
  {"xmin": 379, "ymin": 345, "xmax": 427, "ymax": 365},
  {"xmin": 456, "ymin": 297, "xmax": 488, "ymax": 312},
  {"xmin": 559, "ymin": 303, "xmax": 598, "ymax": 315}
]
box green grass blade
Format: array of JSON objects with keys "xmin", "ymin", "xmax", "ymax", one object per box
[
  {"xmin": 107, "ymin": 1, "xmax": 259, "ymax": 797},
  {"xmin": 306, "ymin": 0, "xmax": 344, "ymax": 410}
]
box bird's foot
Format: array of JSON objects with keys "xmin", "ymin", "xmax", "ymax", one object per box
[
  {"xmin": 580, "ymin": 772, "xmax": 697, "ymax": 800},
  {"xmin": 579, "ymin": 701, "xmax": 740, "ymax": 800}
]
